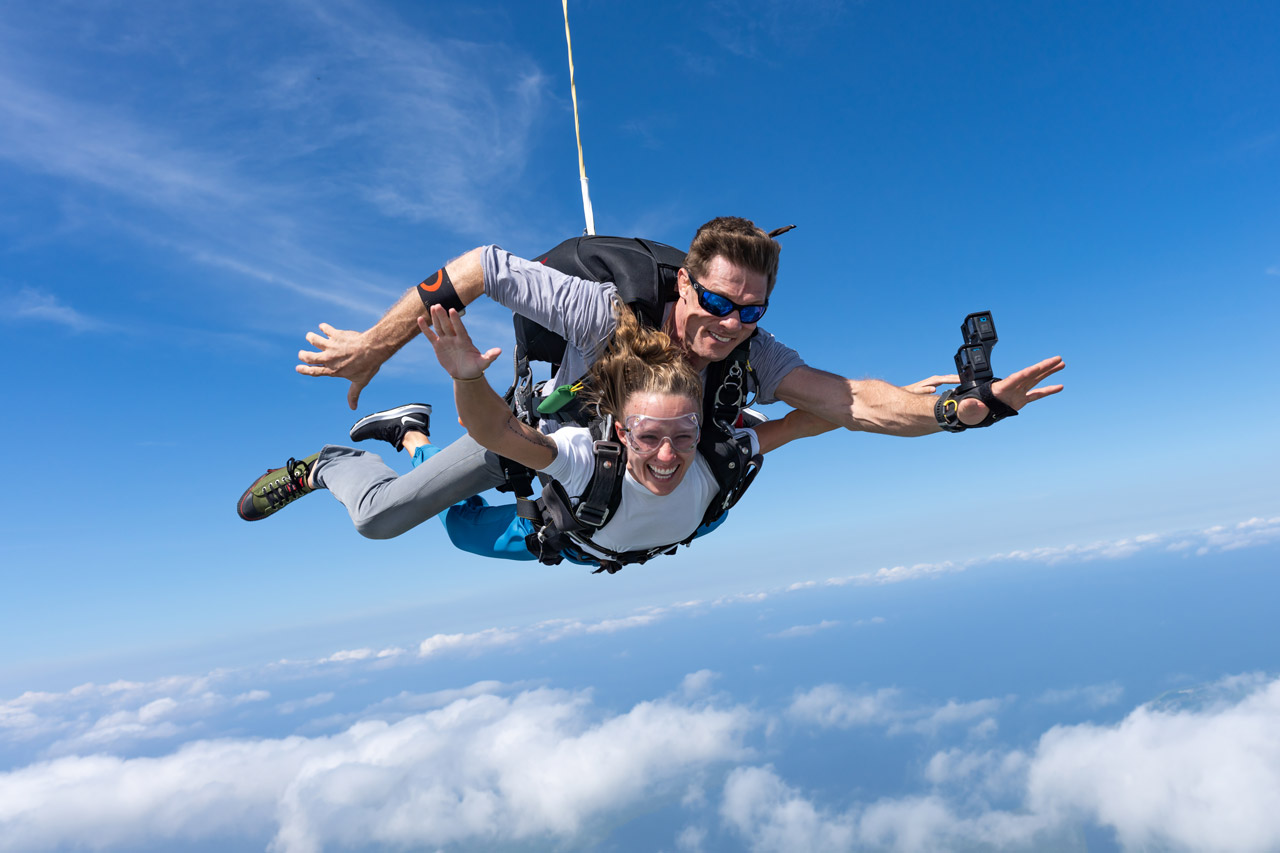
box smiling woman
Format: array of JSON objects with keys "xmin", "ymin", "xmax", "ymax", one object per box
[{"xmin": 413, "ymin": 301, "xmax": 824, "ymax": 571}]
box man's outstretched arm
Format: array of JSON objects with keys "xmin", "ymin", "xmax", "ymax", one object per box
[
  {"xmin": 296, "ymin": 247, "xmax": 487, "ymax": 409},
  {"xmin": 774, "ymin": 356, "xmax": 1065, "ymax": 436}
]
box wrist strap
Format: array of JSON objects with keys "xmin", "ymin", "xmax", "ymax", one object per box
[
  {"xmin": 936, "ymin": 381, "xmax": 1020, "ymax": 432},
  {"xmin": 417, "ymin": 267, "xmax": 465, "ymax": 313},
  {"xmin": 935, "ymin": 393, "xmax": 965, "ymax": 432}
]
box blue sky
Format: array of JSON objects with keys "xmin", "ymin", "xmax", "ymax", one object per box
[{"xmin": 1, "ymin": 1, "xmax": 1278, "ymax": 850}]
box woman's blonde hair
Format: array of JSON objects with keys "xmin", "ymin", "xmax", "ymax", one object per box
[{"xmin": 581, "ymin": 300, "xmax": 702, "ymax": 421}]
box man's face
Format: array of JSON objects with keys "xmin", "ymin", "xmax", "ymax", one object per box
[{"xmin": 671, "ymin": 255, "xmax": 768, "ymax": 369}]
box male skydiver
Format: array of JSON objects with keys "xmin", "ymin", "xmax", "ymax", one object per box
[{"xmin": 240, "ymin": 217, "xmax": 1064, "ymax": 535}]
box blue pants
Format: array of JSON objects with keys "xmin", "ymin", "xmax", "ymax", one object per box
[
  {"xmin": 414, "ymin": 445, "xmax": 537, "ymax": 561},
  {"xmin": 413, "ymin": 445, "xmax": 729, "ymax": 563}
]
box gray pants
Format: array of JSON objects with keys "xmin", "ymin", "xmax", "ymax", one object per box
[{"xmin": 310, "ymin": 435, "xmax": 507, "ymax": 539}]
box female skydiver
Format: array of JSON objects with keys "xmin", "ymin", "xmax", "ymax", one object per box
[{"xmin": 398, "ymin": 301, "xmax": 830, "ymax": 566}]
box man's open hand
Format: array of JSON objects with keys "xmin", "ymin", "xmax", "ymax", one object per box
[
  {"xmin": 957, "ymin": 356, "xmax": 1065, "ymax": 425},
  {"xmin": 296, "ymin": 323, "xmax": 380, "ymax": 410}
]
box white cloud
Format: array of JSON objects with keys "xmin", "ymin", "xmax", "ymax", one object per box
[
  {"xmin": 787, "ymin": 685, "xmax": 903, "ymax": 729},
  {"xmin": 722, "ymin": 764, "xmax": 1059, "ymax": 852},
  {"xmin": 417, "ymin": 627, "xmax": 522, "ymax": 657},
  {"xmin": 319, "ymin": 646, "xmax": 404, "ymax": 664},
  {"xmin": 0, "ymin": 686, "xmax": 753, "ymax": 853},
  {"xmin": 681, "ymin": 670, "xmax": 721, "ymax": 697},
  {"xmin": 676, "ymin": 823, "xmax": 708, "ymax": 851},
  {"xmin": 1026, "ymin": 673, "xmax": 1280, "ymax": 852},
  {"xmin": 0, "ymin": 674, "xmax": 272, "ymax": 756},
  {"xmin": 736, "ymin": 673, "xmax": 1280, "ymax": 853},
  {"xmin": 768, "ymin": 620, "xmax": 840, "ymax": 639},
  {"xmin": 722, "ymin": 765, "xmax": 857, "ymax": 852},
  {"xmin": 787, "ymin": 685, "xmax": 1006, "ymax": 737}
]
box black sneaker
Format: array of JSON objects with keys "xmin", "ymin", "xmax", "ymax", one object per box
[
  {"xmin": 237, "ymin": 453, "xmax": 319, "ymax": 521},
  {"xmin": 349, "ymin": 403, "xmax": 432, "ymax": 452}
]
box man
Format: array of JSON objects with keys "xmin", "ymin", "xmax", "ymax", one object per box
[{"xmin": 240, "ymin": 217, "xmax": 1064, "ymax": 537}]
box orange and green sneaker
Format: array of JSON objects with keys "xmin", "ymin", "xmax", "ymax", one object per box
[{"xmin": 237, "ymin": 453, "xmax": 319, "ymax": 521}]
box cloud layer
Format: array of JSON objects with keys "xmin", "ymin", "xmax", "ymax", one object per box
[
  {"xmin": 0, "ymin": 685, "xmax": 752, "ymax": 853},
  {"xmin": 3, "ymin": 518, "xmax": 1277, "ymax": 850},
  {"xmin": 726, "ymin": 674, "xmax": 1280, "ymax": 853}
]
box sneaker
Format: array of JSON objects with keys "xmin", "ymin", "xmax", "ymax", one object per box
[
  {"xmin": 237, "ymin": 453, "xmax": 319, "ymax": 521},
  {"xmin": 349, "ymin": 403, "xmax": 432, "ymax": 452}
]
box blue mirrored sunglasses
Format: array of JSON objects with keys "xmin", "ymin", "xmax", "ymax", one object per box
[{"xmin": 685, "ymin": 271, "xmax": 768, "ymax": 324}]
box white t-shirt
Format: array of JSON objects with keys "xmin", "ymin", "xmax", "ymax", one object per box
[{"xmin": 540, "ymin": 427, "xmax": 729, "ymax": 558}]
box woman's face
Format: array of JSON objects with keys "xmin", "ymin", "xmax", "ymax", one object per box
[{"xmin": 615, "ymin": 391, "xmax": 701, "ymax": 497}]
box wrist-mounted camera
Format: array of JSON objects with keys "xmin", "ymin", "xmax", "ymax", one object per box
[{"xmin": 935, "ymin": 310, "xmax": 1018, "ymax": 432}]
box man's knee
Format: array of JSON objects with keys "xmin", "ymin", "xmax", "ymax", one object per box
[{"xmin": 352, "ymin": 510, "xmax": 412, "ymax": 540}]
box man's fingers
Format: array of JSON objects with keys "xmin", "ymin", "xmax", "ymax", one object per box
[
  {"xmin": 347, "ymin": 380, "xmax": 363, "ymax": 411},
  {"xmin": 1026, "ymin": 384, "xmax": 1065, "ymax": 401},
  {"xmin": 296, "ymin": 363, "xmax": 337, "ymax": 377}
]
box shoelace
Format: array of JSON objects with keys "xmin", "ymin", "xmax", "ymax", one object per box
[{"xmin": 261, "ymin": 458, "xmax": 309, "ymax": 508}]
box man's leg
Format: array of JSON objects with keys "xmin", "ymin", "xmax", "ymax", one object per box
[
  {"xmin": 309, "ymin": 433, "xmax": 505, "ymax": 539},
  {"xmin": 406, "ymin": 444, "xmax": 538, "ymax": 560}
]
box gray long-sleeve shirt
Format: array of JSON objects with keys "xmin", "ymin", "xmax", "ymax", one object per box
[{"xmin": 481, "ymin": 245, "xmax": 805, "ymax": 406}]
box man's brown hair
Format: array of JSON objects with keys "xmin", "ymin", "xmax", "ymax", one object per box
[{"xmin": 684, "ymin": 216, "xmax": 781, "ymax": 296}]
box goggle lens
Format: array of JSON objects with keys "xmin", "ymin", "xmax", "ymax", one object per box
[
  {"xmin": 622, "ymin": 413, "xmax": 701, "ymax": 454},
  {"xmin": 688, "ymin": 273, "xmax": 768, "ymax": 324}
]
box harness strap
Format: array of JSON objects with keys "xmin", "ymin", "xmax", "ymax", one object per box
[{"xmin": 573, "ymin": 420, "xmax": 623, "ymax": 527}]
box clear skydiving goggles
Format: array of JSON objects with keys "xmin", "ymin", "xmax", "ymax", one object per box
[{"xmin": 620, "ymin": 412, "xmax": 701, "ymax": 454}]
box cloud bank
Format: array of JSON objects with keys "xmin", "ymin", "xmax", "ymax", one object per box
[
  {"xmin": 727, "ymin": 673, "xmax": 1280, "ymax": 853},
  {"xmin": 0, "ymin": 684, "xmax": 752, "ymax": 853}
]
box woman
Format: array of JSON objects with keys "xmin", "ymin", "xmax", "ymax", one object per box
[{"xmin": 413, "ymin": 302, "xmax": 828, "ymax": 567}]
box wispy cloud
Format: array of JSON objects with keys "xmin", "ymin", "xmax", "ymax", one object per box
[
  {"xmin": 0, "ymin": 1, "xmax": 555, "ymax": 323},
  {"xmin": 1037, "ymin": 682, "xmax": 1124, "ymax": 709},
  {"xmin": 275, "ymin": 692, "xmax": 334, "ymax": 715},
  {"xmin": 697, "ymin": 0, "xmax": 847, "ymax": 61},
  {"xmin": 0, "ymin": 286, "xmax": 104, "ymax": 332},
  {"xmin": 787, "ymin": 517, "xmax": 1280, "ymax": 592}
]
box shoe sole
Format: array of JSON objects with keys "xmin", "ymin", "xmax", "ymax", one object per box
[{"xmin": 350, "ymin": 403, "xmax": 433, "ymax": 441}]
